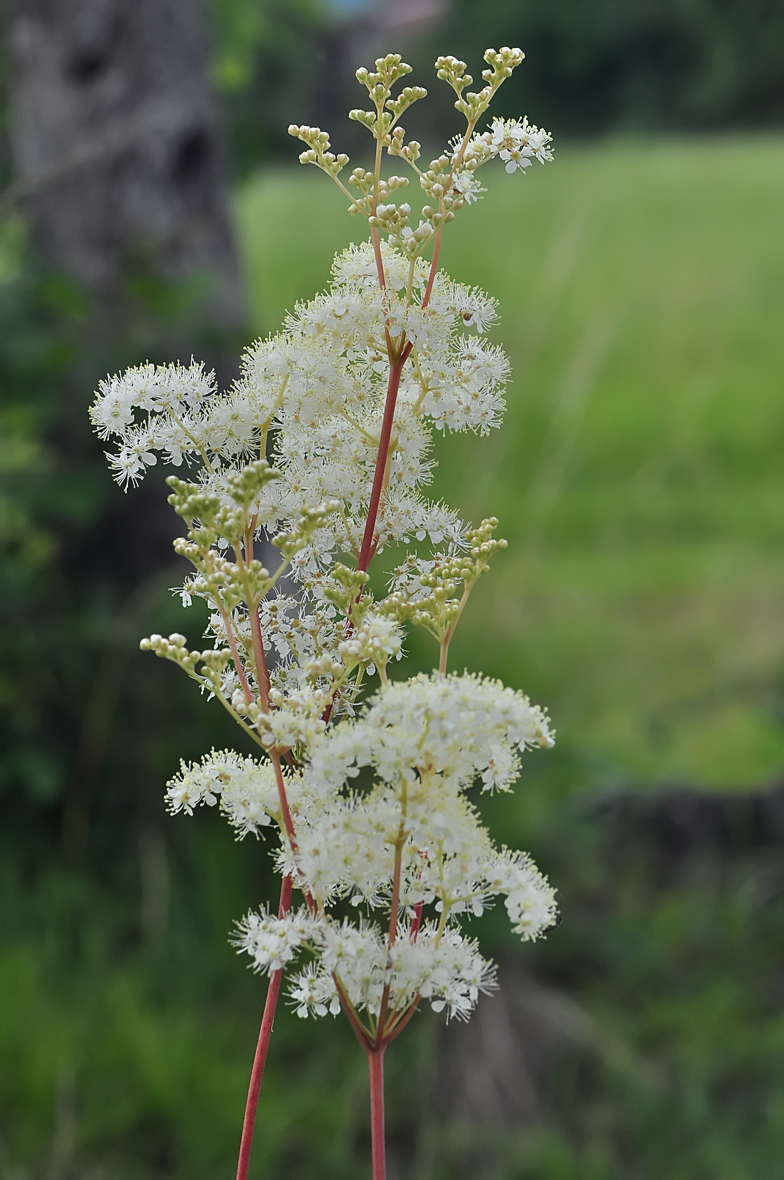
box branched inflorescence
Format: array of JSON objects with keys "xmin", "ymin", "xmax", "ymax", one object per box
[{"xmin": 90, "ymin": 46, "xmax": 555, "ymax": 1180}]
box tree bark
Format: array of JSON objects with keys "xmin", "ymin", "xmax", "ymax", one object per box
[{"xmin": 5, "ymin": 0, "xmax": 244, "ymax": 328}]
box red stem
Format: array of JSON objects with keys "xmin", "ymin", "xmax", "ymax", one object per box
[
  {"xmin": 221, "ymin": 606, "xmax": 253, "ymax": 704},
  {"xmin": 235, "ymin": 873, "xmax": 293, "ymax": 1180},
  {"xmin": 421, "ymin": 227, "xmax": 442, "ymax": 309},
  {"xmin": 357, "ymin": 343, "xmax": 412, "ymax": 574},
  {"xmin": 367, "ymin": 1048, "xmax": 387, "ymax": 1180},
  {"xmin": 250, "ymin": 606, "xmax": 271, "ymax": 711},
  {"xmin": 272, "ymin": 752, "xmax": 297, "ymax": 847},
  {"xmin": 356, "ymin": 219, "xmax": 442, "ymax": 577}
]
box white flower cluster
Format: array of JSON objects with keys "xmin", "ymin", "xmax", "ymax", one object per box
[
  {"xmin": 231, "ymin": 675, "xmax": 556, "ymax": 1022},
  {"xmin": 337, "ymin": 612, "xmax": 403, "ymax": 673},
  {"xmin": 166, "ymin": 749, "xmax": 299, "ymax": 838},
  {"xmin": 234, "ymin": 912, "xmax": 497, "ymax": 1022},
  {"xmin": 89, "ymin": 360, "xmax": 282, "ymax": 489},
  {"xmin": 488, "ymin": 117, "xmax": 554, "ymax": 173},
  {"xmin": 290, "ymin": 923, "xmax": 497, "ymax": 1022},
  {"xmin": 234, "ymin": 907, "xmax": 322, "ymax": 973},
  {"xmin": 307, "ymin": 672, "xmax": 554, "ymax": 795},
  {"xmin": 90, "ymin": 241, "xmax": 508, "ymax": 517},
  {"xmin": 91, "ymin": 47, "xmax": 560, "ymax": 1048}
]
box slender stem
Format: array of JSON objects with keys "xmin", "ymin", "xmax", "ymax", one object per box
[
  {"xmin": 357, "ymin": 343, "xmax": 412, "ymax": 573},
  {"xmin": 371, "ymin": 226, "xmax": 387, "ymax": 299},
  {"xmin": 421, "ymin": 227, "xmax": 442, "ymax": 309},
  {"xmin": 207, "ymin": 681, "xmax": 269, "ymax": 752},
  {"xmin": 240, "ymin": 527, "xmax": 272, "ymax": 713},
  {"xmin": 235, "ymin": 760, "xmax": 317, "ymax": 1176},
  {"xmin": 272, "ymin": 754, "xmax": 298, "ymax": 854},
  {"xmin": 438, "ymin": 639, "xmax": 449, "ymax": 676},
  {"xmin": 370, "ymin": 127, "xmax": 388, "ymax": 297},
  {"xmin": 249, "ymin": 606, "xmax": 271, "ymax": 711},
  {"xmin": 375, "ymin": 787, "xmax": 407, "ymax": 1046},
  {"xmin": 270, "ymin": 750, "xmax": 320, "ymax": 920},
  {"xmin": 170, "ymin": 409, "xmax": 217, "ymax": 474},
  {"xmin": 235, "ymin": 873, "xmax": 293, "ymax": 1180},
  {"xmin": 440, "ymin": 580, "xmax": 474, "ymax": 676},
  {"xmin": 367, "ymin": 1048, "xmax": 387, "ymax": 1180},
  {"xmin": 219, "ymin": 606, "xmax": 253, "ymax": 704}
]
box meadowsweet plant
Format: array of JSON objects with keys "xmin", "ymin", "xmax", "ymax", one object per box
[{"xmin": 90, "ymin": 47, "xmax": 556, "ymax": 1180}]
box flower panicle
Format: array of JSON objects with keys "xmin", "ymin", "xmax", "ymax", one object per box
[{"xmin": 87, "ymin": 45, "xmax": 558, "ymax": 1058}]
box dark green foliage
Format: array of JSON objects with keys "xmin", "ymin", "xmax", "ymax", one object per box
[
  {"xmin": 205, "ymin": 0, "xmax": 784, "ymax": 176},
  {"xmin": 0, "ymin": 253, "xmax": 98, "ymax": 809},
  {"xmin": 0, "ymin": 248, "xmax": 234, "ymax": 822},
  {"xmin": 427, "ymin": 0, "xmax": 784, "ymax": 134},
  {"xmin": 207, "ymin": 0, "xmax": 337, "ymax": 175}
]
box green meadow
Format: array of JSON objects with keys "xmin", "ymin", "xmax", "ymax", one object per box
[{"xmin": 237, "ymin": 138, "xmax": 784, "ymax": 793}]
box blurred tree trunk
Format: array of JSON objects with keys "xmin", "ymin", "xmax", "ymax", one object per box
[
  {"xmin": 3, "ymin": 0, "xmax": 247, "ymax": 860},
  {"xmin": 4, "ymin": 0, "xmax": 244, "ymax": 329}
]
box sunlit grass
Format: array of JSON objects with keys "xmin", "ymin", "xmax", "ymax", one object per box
[{"xmin": 236, "ymin": 139, "xmax": 784, "ymax": 791}]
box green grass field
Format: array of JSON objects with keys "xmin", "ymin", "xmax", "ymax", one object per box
[{"xmin": 237, "ymin": 139, "xmax": 784, "ymax": 792}]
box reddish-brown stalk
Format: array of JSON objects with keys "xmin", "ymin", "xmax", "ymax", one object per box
[
  {"xmin": 220, "ymin": 605, "xmax": 254, "ymax": 704},
  {"xmin": 368, "ymin": 1048, "xmax": 387, "ymax": 1180},
  {"xmin": 235, "ymin": 747, "xmax": 318, "ymax": 1180},
  {"xmin": 344, "ymin": 221, "xmax": 452, "ymax": 1173},
  {"xmin": 333, "ymin": 975, "xmax": 372, "ymax": 1049},
  {"xmin": 357, "ymin": 210, "xmax": 445, "ymax": 573},
  {"xmin": 357, "ymin": 343, "xmax": 413, "ymax": 573},
  {"xmin": 245, "ymin": 528, "xmax": 272, "ymax": 711},
  {"xmin": 235, "ymin": 873, "xmax": 292, "ymax": 1180},
  {"xmin": 232, "ymin": 524, "xmax": 312, "ymax": 1179},
  {"xmin": 421, "ymin": 227, "xmax": 442, "ymax": 310},
  {"xmin": 374, "ymin": 830, "xmax": 405, "ymax": 1047},
  {"xmin": 375, "ymin": 906, "xmax": 425, "ymax": 1049}
]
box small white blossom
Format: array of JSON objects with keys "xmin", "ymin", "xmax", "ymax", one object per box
[
  {"xmin": 165, "ymin": 749, "xmax": 295, "ymax": 837},
  {"xmin": 338, "ymin": 613, "xmax": 403, "ymax": 670},
  {"xmin": 489, "ymin": 116, "xmax": 554, "ymax": 173},
  {"xmin": 234, "ymin": 907, "xmax": 322, "ymax": 973},
  {"xmin": 453, "ymin": 170, "xmax": 486, "ymax": 204}
]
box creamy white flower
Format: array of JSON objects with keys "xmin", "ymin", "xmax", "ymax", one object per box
[
  {"xmin": 92, "ymin": 74, "xmax": 560, "ymax": 1049},
  {"xmin": 285, "ymin": 920, "xmax": 497, "ymax": 1021},
  {"xmin": 338, "ymin": 612, "xmax": 403, "ymax": 670},
  {"xmin": 166, "ymin": 749, "xmax": 293, "ymax": 837},
  {"xmin": 289, "ymin": 963, "xmax": 342, "ymax": 1018},
  {"xmin": 453, "ymin": 170, "xmax": 486, "ymax": 204},
  {"xmin": 489, "ymin": 116, "xmax": 554, "ymax": 173},
  {"xmin": 307, "ymin": 672, "xmax": 554, "ymax": 796},
  {"xmin": 233, "ymin": 907, "xmax": 322, "ymax": 973}
]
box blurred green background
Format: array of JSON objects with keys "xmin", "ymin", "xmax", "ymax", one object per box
[{"xmin": 2, "ymin": 1, "xmax": 784, "ymax": 1177}]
